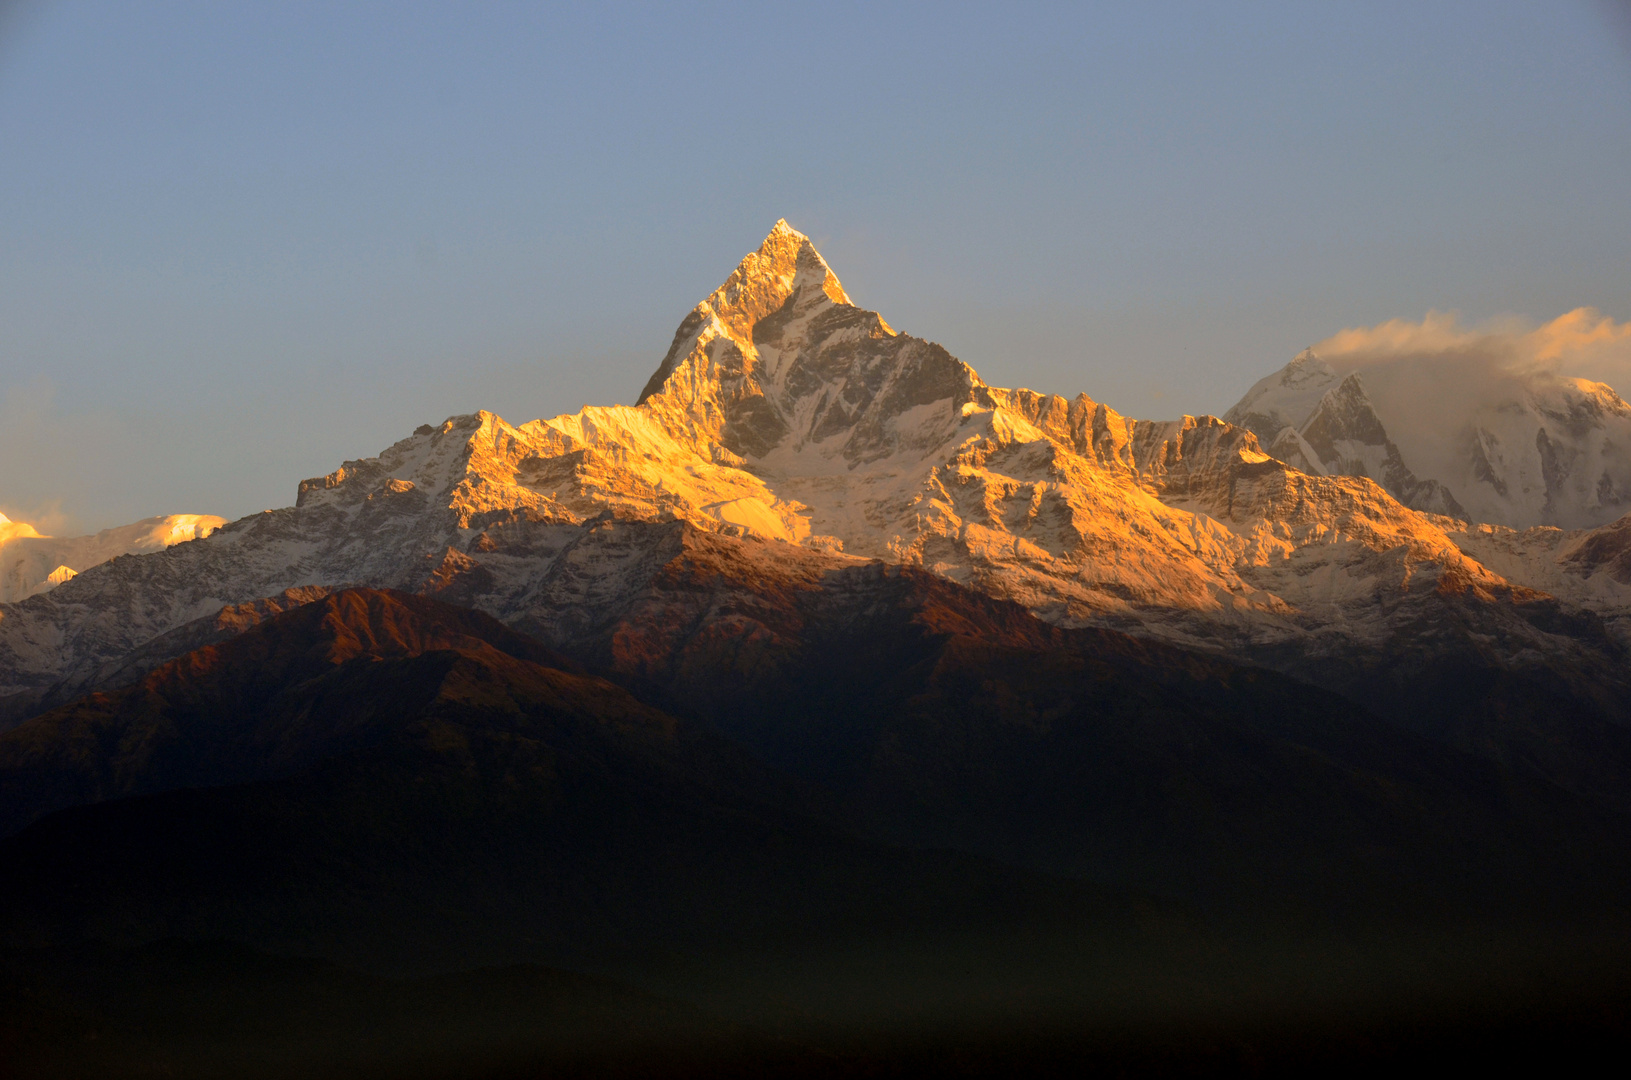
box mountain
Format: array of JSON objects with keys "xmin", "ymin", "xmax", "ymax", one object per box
[
  {"xmin": 0, "ymin": 222, "xmax": 1629, "ymax": 794},
  {"xmin": 503, "ymin": 533, "xmax": 1631, "ymax": 923},
  {"xmin": 6, "ymin": 224, "xmax": 1631, "ymax": 1072},
  {"xmin": 0, "ymin": 587, "xmax": 1148, "ymax": 972},
  {"xmin": 1288, "ymin": 371, "xmax": 1467, "ymax": 517},
  {"xmin": 0, "ymin": 588, "xmax": 589, "ymax": 836},
  {"xmin": 5, "ymin": 584, "xmax": 1630, "ymax": 984},
  {"xmin": 0, "ymin": 224, "xmax": 1590, "ymax": 681},
  {"xmin": 6, "ymin": 582, "xmax": 1631, "ymax": 1076},
  {"xmin": 1227, "ymin": 348, "xmax": 1631, "ymax": 530},
  {"xmin": 1441, "ymin": 511, "xmax": 1631, "ymax": 641},
  {"xmin": 0, "ymin": 512, "xmax": 224, "ymax": 603}
]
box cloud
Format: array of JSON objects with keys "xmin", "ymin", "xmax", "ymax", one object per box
[
  {"xmin": 1527, "ymin": 308, "xmax": 1631, "ymax": 383},
  {"xmin": 0, "ymin": 500, "xmax": 67, "ymax": 538},
  {"xmin": 1299, "ymin": 308, "xmax": 1631, "ymax": 527},
  {"xmin": 1313, "ymin": 307, "xmax": 1631, "ymax": 389}
]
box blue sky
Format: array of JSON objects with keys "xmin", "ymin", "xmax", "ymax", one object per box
[{"xmin": 2, "ymin": 1, "xmax": 1628, "ymax": 530}]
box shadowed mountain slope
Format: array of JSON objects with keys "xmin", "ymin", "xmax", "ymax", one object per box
[
  {"xmin": 6, "ymin": 580, "xmax": 1629, "ymax": 964},
  {"xmin": 449, "ymin": 514, "xmax": 1631, "ymax": 826},
  {"xmin": 5, "ymin": 582, "xmax": 1631, "ymax": 1074},
  {"xmin": 0, "ymin": 589, "xmax": 589, "ymax": 836},
  {"xmin": 9, "ymin": 519, "xmax": 1631, "ymax": 917},
  {"xmin": 0, "ymin": 589, "xmax": 1144, "ymax": 973},
  {"xmin": 521, "ymin": 534, "xmax": 1631, "ymax": 926}
]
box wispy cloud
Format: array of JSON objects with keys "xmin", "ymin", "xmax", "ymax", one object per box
[
  {"xmin": 1300, "ymin": 309, "xmax": 1631, "ymax": 526},
  {"xmin": 1313, "ymin": 307, "xmax": 1631, "ymax": 389},
  {"xmin": 0, "ymin": 499, "xmax": 67, "ymax": 537}
]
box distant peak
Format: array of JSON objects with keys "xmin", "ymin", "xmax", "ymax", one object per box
[
  {"xmin": 1279, "ymin": 348, "xmax": 1337, "ymax": 389},
  {"xmin": 727, "ymin": 219, "xmax": 849, "ymax": 310},
  {"xmin": 767, "ymin": 218, "xmax": 804, "ymax": 241},
  {"xmin": 637, "ymin": 221, "xmax": 853, "ymax": 404}
]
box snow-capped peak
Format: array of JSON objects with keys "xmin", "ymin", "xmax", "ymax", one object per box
[
  {"xmin": 634, "ymin": 220, "xmax": 969, "ymax": 466},
  {"xmin": 1296, "ymin": 373, "xmax": 1466, "ymax": 517},
  {"xmin": 1228, "ymin": 347, "xmax": 1631, "ymax": 529},
  {"xmin": 1223, "ymin": 348, "xmax": 1339, "ymax": 447},
  {"xmin": 637, "ymin": 221, "xmax": 852, "ymax": 407},
  {"xmin": 0, "ymin": 513, "xmax": 227, "ymax": 603}
]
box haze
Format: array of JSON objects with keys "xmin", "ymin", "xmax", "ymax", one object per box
[{"xmin": 1, "ymin": 1, "xmax": 1628, "ymax": 532}]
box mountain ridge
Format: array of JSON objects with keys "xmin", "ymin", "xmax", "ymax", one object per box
[
  {"xmin": 3, "ymin": 221, "xmax": 1630, "ymax": 768},
  {"xmin": 8, "ymin": 583, "xmax": 1630, "ymax": 950},
  {"xmin": 0, "ymin": 586, "xmax": 1159, "ymax": 977}
]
